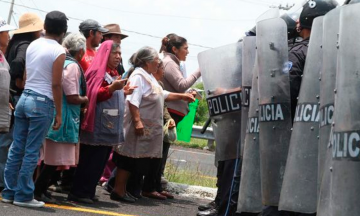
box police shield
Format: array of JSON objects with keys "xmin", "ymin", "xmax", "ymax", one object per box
[
  {"xmin": 317, "ymin": 7, "xmax": 340, "ymax": 216},
  {"xmin": 331, "ymin": 4, "xmax": 360, "ymax": 216},
  {"xmin": 0, "ymin": 64, "xmax": 10, "ymax": 133},
  {"xmin": 198, "ymin": 43, "xmax": 242, "ymax": 162},
  {"xmin": 240, "ymin": 36, "xmax": 256, "ymax": 157},
  {"xmin": 257, "ymin": 17, "xmax": 292, "ymax": 206},
  {"xmin": 237, "ymin": 55, "xmax": 262, "ymax": 213},
  {"xmin": 279, "ymin": 17, "xmax": 324, "ymax": 213}
]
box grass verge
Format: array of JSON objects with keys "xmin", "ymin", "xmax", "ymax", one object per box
[
  {"xmin": 172, "ymin": 138, "xmax": 215, "ymax": 150},
  {"xmin": 164, "ymin": 159, "xmax": 216, "ymax": 188}
]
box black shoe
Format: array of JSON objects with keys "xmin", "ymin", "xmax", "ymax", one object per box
[
  {"xmin": 102, "ymin": 184, "xmax": 113, "ymax": 194},
  {"xmin": 110, "ymin": 192, "xmax": 136, "ymax": 203},
  {"xmin": 91, "ymin": 195, "xmax": 100, "ymax": 202},
  {"xmin": 126, "ymin": 192, "xmax": 138, "ymax": 200},
  {"xmin": 67, "ymin": 193, "xmax": 94, "ymax": 204},
  {"xmin": 197, "ymin": 208, "xmax": 218, "ymax": 216},
  {"xmin": 198, "ymin": 200, "xmax": 217, "ymax": 211},
  {"xmin": 35, "ymin": 192, "xmax": 57, "ymax": 204},
  {"xmin": 127, "ymin": 191, "xmax": 142, "ymax": 200}
]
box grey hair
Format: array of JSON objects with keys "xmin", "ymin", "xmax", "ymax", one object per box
[
  {"xmin": 130, "ymin": 46, "xmax": 158, "ymax": 68},
  {"xmin": 62, "ymin": 33, "xmax": 86, "ymax": 56},
  {"xmin": 111, "ymin": 42, "xmax": 121, "ymax": 52}
]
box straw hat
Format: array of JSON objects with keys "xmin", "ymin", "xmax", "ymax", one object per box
[
  {"xmin": 103, "ymin": 24, "xmax": 128, "ymax": 39},
  {"xmin": 12, "ymin": 12, "xmax": 43, "ymax": 35}
]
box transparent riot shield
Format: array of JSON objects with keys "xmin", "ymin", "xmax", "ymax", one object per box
[
  {"xmin": 240, "ymin": 36, "xmax": 256, "ymax": 157},
  {"xmin": 317, "ymin": 7, "xmax": 340, "ymax": 216},
  {"xmin": 256, "ymin": 17, "xmax": 292, "ymax": 206},
  {"xmin": 198, "ymin": 43, "xmax": 242, "ymax": 162},
  {"xmin": 237, "ymin": 55, "xmax": 262, "ymax": 213},
  {"xmin": 331, "ymin": 4, "xmax": 360, "ymax": 216},
  {"xmin": 256, "ymin": 8, "xmax": 280, "ymax": 23},
  {"xmin": 279, "ymin": 17, "xmax": 324, "ymax": 214}
]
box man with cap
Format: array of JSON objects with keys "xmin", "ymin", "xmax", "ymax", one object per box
[
  {"xmin": 79, "ymin": 19, "xmax": 109, "ymax": 72},
  {"xmin": 102, "ymin": 23, "xmax": 128, "ymax": 76},
  {"xmin": 0, "ymin": 17, "xmax": 16, "ymax": 192}
]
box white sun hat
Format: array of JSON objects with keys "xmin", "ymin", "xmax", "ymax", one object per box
[{"xmin": 0, "ymin": 17, "xmax": 17, "ymax": 32}]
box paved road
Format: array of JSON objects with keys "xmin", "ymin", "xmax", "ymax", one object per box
[
  {"xmin": 0, "ymin": 147, "xmax": 215, "ymax": 216},
  {"xmin": 168, "ymin": 147, "xmax": 216, "ymax": 177},
  {"xmin": 0, "ymin": 186, "xmax": 208, "ymax": 216}
]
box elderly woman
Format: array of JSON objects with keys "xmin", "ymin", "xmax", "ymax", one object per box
[
  {"xmin": 111, "ymin": 46, "xmax": 194, "ymax": 203},
  {"xmin": 68, "ymin": 40, "xmax": 135, "ymax": 204},
  {"xmin": 33, "ymin": 33, "xmax": 88, "ymax": 203},
  {"xmin": 141, "ymin": 60, "xmax": 174, "ymax": 200}
]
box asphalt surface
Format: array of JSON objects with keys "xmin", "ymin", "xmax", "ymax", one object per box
[
  {"xmin": 0, "ymin": 186, "xmax": 209, "ymax": 216},
  {"xmin": 168, "ymin": 146, "xmax": 216, "ymax": 177},
  {"xmin": 0, "ymin": 148, "xmax": 216, "ymax": 216}
]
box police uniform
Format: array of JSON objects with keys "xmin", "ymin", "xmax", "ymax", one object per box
[{"xmin": 289, "ymin": 38, "xmax": 309, "ymax": 122}]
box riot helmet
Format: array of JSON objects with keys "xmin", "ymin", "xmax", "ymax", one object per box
[
  {"xmin": 299, "ymin": 0, "xmax": 338, "ymax": 29},
  {"xmin": 280, "ymin": 0, "xmax": 307, "ymax": 39}
]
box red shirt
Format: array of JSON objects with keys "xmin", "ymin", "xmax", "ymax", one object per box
[
  {"xmin": 97, "ymin": 67, "xmax": 118, "ymax": 102},
  {"xmin": 79, "ymin": 48, "xmax": 96, "ymax": 72}
]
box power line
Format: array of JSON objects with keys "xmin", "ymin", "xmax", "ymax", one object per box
[
  {"xmin": 31, "ymin": 0, "xmax": 39, "ymax": 10},
  {"xmin": 71, "ymin": 0, "xmax": 254, "ymax": 22},
  {"xmin": 0, "ymin": 0, "xmax": 213, "ymax": 49}
]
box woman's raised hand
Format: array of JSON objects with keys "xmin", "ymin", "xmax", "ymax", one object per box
[
  {"xmin": 182, "ymin": 93, "xmax": 195, "ymax": 102},
  {"xmin": 110, "ymin": 77, "xmax": 127, "ymax": 91},
  {"xmin": 124, "ymin": 80, "xmax": 138, "ymax": 95}
]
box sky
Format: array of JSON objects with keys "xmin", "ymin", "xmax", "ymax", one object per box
[{"xmin": 0, "ymin": 0, "xmax": 345, "ymax": 76}]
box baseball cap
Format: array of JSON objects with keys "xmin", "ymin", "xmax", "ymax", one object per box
[
  {"xmin": 45, "ymin": 11, "xmax": 68, "ymax": 32},
  {"xmin": 0, "ymin": 17, "xmax": 17, "ymax": 32},
  {"xmin": 79, "ymin": 19, "xmax": 109, "ymax": 33}
]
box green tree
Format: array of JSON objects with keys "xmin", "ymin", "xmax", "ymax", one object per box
[{"xmin": 192, "ymin": 82, "xmax": 209, "ymax": 126}]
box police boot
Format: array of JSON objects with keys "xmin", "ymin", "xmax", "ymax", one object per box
[
  {"xmin": 197, "ymin": 207, "xmax": 218, "ymax": 216},
  {"xmin": 198, "ymin": 200, "xmax": 217, "ymax": 211}
]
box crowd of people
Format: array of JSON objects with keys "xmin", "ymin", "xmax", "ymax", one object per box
[{"xmin": 0, "ymin": 10, "xmax": 202, "ymax": 208}]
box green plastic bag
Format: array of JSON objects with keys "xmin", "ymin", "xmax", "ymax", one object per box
[{"xmin": 176, "ymin": 99, "xmax": 199, "ymax": 142}]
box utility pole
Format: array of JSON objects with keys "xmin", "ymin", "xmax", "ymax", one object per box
[{"xmin": 7, "ymin": 0, "xmax": 15, "ymax": 24}]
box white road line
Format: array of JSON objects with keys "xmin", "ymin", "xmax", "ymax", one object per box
[
  {"xmin": 169, "ymin": 148, "xmax": 215, "ymax": 156},
  {"xmin": 171, "ymin": 159, "xmax": 187, "ymax": 163}
]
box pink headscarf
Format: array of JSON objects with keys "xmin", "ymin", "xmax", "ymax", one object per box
[{"xmin": 81, "ymin": 40, "xmax": 113, "ymax": 132}]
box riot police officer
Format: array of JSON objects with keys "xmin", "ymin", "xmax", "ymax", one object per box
[
  {"xmin": 289, "ymin": 0, "xmax": 338, "ymax": 122},
  {"xmin": 262, "ymin": 1, "xmax": 337, "ymax": 216}
]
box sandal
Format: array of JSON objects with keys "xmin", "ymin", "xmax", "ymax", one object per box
[
  {"xmin": 142, "ymin": 191, "xmax": 167, "ymax": 200},
  {"xmin": 159, "ymin": 191, "xmax": 174, "ymax": 199}
]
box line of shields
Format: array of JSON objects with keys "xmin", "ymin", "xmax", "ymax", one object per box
[{"xmin": 197, "ymin": 3, "xmax": 360, "ymax": 216}]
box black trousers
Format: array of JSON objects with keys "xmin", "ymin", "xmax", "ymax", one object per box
[
  {"xmin": 217, "ymin": 158, "xmax": 242, "ymax": 216},
  {"xmin": 34, "ymin": 165, "xmax": 58, "ymax": 196},
  {"xmin": 71, "ymin": 144, "xmax": 112, "ymax": 198},
  {"xmin": 142, "ymin": 158, "xmax": 162, "ymax": 193}
]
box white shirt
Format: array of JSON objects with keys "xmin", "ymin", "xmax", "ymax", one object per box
[
  {"xmin": 126, "ymin": 67, "xmax": 169, "ymax": 108},
  {"xmin": 25, "ymin": 38, "xmax": 65, "ymax": 100}
]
